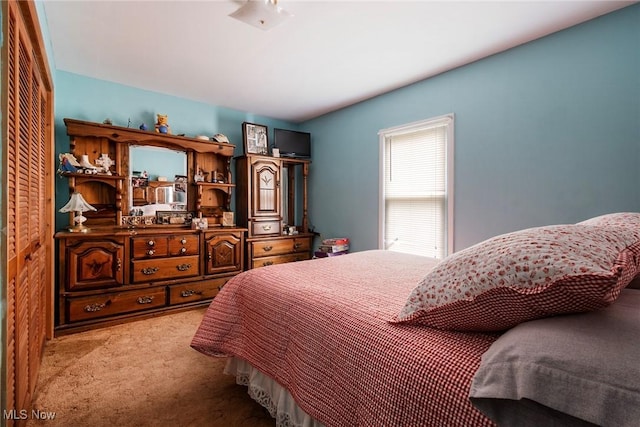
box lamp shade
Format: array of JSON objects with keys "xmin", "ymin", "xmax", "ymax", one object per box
[
  {"xmin": 59, "ymin": 192, "xmax": 97, "ymax": 214},
  {"xmin": 60, "ymin": 193, "xmax": 97, "ymax": 233},
  {"xmin": 229, "ymin": 0, "xmax": 293, "ymax": 31}
]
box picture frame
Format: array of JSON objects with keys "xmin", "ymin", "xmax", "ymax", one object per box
[
  {"xmin": 174, "ymin": 174, "xmax": 187, "ymax": 192},
  {"xmin": 131, "ymin": 176, "xmax": 149, "ymax": 188},
  {"xmin": 155, "ymin": 211, "xmax": 193, "ymax": 226},
  {"xmin": 121, "ymin": 215, "xmax": 156, "ymax": 227},
  {"xmin": 242, "ymin": 122, "xmax": 268, "ymax": 155},
  {"xmin": 222, "ymin": 211, "xmax": 235, "ymax": 227}
]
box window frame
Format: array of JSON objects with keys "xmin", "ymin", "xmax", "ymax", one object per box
[{"xmin": 377, "ymin": 113, "xmax": 455, "ymax": 257}]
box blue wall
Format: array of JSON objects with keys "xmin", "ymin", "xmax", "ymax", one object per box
[
  {"xmin": 36, "ymin": 1, "xmax": 56, "ymax": 81},
  {"xmin": 50, "ymin": 5, "xmax": 640, "ymax": 251},
  {"xmin": 303, "ymin": 4, "xmax": 640, "ymax": 252},
  {"xmin": 53, "ymin": 72, "xmax": 298, "ymax": 228}
]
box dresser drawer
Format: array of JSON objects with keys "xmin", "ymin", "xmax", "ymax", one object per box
[
  {"xmin": 168, "ymin": 235, "xmax": 199, "ymax": 256},
  {"xmin": 66, "ymin": 287, "xmax": 167, "ymax": 322},
  {"xmin": 251, "ymin": 236, "xmax": 311, "ymax": 257},
  {"xmin": 251, "ymin": 220, "xmax": 281, "ymax": 236},
  {"xmin": 251, "ymin": 252, "xmax": 311, "ymax": 269},
  {"xmin": 131, "ymin": 255, "xmax": 200, "ymax": 283},
  {"xmin": 132, "ymin": 236, "xmax": 169, "ymax": 258},
  {"xmin": 168, "ymin": 277, "xmax": 232, "ymax": 305}
]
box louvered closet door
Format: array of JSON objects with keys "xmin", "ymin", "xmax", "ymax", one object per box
[
  {"xmin": 4, "ymin": 0, "xmax": 53, "ymax": 420},
  {"xmin": 27, "ymin": 61, "xmax": 48, "ymax": 399},
  {"xmin": 6, "ymin": 3, "xmax": 19, "ymax": 414}
]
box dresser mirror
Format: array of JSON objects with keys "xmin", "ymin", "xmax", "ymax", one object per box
[{"xmin": 129, "ymin": 145, "xmax": 188, "ymax": 215}]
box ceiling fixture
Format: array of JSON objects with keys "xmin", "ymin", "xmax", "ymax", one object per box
[{"xmin": 229, "ymin": 0, "xmax": 293, "ymax": 31}]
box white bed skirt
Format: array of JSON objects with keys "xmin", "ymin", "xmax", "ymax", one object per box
[{"xmin": 224, "ymin": 357, "xmax": 325, "ymax": 427}]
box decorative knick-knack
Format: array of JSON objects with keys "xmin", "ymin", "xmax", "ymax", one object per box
[
  {"xmin": 155, "ymin": 114, "xmax": 171, "ymax": 134},
  {"xmin": 79, "ymin": 154, "xmax": 98, "ymax": 174},
  {"xmin": 139, "ymin": 123, "xmax": 147, "ymax": 131},
  {"xmin": 95, "ymin": 153, "xmax": 115, "ymax": 175},
  {"xmin": 58, "ymin": 152, "xmax": 80, "ymax": 173},
  {"xmin": 194, "ymin": 168, "xmax": 206, "ymax": 182}
]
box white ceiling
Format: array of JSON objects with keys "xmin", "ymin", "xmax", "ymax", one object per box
[{"xmin": 43, "ymin": 0, "xmax": 636, "ymax": 123}]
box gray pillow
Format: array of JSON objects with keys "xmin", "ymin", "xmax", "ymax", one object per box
[{"xmin": 470, "ymin": 288, "xmax": 640, "ymax": 427}]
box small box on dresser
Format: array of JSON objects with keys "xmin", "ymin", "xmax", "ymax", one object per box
[{"xmin": 314, "ymin": 237, "xmax": 350, "ymax": 258}]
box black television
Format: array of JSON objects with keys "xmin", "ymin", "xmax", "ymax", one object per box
[{"xmin": 273, "ymin": 128, "xmax": 311, "ymax": 158}]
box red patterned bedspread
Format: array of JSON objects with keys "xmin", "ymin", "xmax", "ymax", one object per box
[{"xmin": 191, "ymin": 250, "xmax": 499, "ymax": 426}]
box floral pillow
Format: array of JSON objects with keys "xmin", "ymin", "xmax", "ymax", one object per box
[
  {"xmin": 578, "ymin": 212, "xmax": 640, "ymax": 239},
  {"xmin": 580, "ymin": 212, "xmax": 640, "ymax": 288},
  {"xmin": 392, "ymin": 224, "xmax": 640, "ymax": 331}
]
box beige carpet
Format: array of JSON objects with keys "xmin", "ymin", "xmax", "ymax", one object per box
[{"xmin": 27, "ymin": 308, "xmax": 274, "ymax": 427}]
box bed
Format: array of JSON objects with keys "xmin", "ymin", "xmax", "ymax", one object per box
[{"xmin": 192, "ymin": 214, "xmax": 640, "ymax": 427}]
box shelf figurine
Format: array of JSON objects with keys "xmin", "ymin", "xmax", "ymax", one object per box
[
  {"xmin": 79, "ymin": 154, "xmax": 98, "ymax": 174},
  {"xmin": 194, "ymin": 168, "xmax": 206, "ymax": 182},
  {"xmin": 95, "ymin": 153, "xmax": 115, "ymax": 175},
  {"xmin": 155, "ymin": 114, "xmax": 171, "ymax": 134},
  {"xmin": 58, "ymin": 152, "xmax": 80, "ymax": 173}
]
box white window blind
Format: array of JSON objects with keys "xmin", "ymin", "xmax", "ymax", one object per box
[{"xmin": 380, "ymin": 115, "xmax": 453, "ymax": 259}]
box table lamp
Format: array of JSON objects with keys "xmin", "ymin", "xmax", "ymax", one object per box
[{"xmin": 59, "ymin": 192, "xmax": 97, "ymax": 233}]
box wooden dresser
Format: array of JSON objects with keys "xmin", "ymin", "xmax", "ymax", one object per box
[
  {"xmin": 248, "ymin": 234, "xmax": 313, "ymax": 268},
  {"xmin": 55, "ymin": 119, "xmax": 246, "ymax": 334},
  {"xmin": 236, "ymin": 154, "xmax": 314, "ymax": 269},
  {"xmin": 56, "ymin": 227, "xmax": 244, "ymax": 334}
]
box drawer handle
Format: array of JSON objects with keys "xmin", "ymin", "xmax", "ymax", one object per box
[
  {"xmin": 147, "ymin": 240, "xmax": 155, "ymax": 246},
  {"xmin": 294, "ymin": 242, "xmax": 302, "ymax": 250},
  {"xmin": 179, "ymin": 247, "xmax": 187, "ymax": 254},
  {"xmin": 180, "ymin": 238, "xmax": 187, "ymax": 244},
  {"xmin": 117, "ymin": 258, "xmax": 122, "ymax": 271},
  {"xmin": 147, "ymin": 249, "xmax": 155, "ymax": 256},
  {"xmin": 263, "ymin": 245, "xmax": 273, "ymax": 252},
  {"xmin": 84, "ymin": 300, "xmax": 110, "ymax": 312},
  {"xmin": 176, "ymin": 263, "xmax": 192, "ymax": 271},
  {"xmin": 262, "ymin": 225, "xmax": 272, "ymax": 231},
  {"xmin": 181, "ymin": 289, "xmax": 203, "ymax": 298},
  {"xmin": 263, "ymin": 261, "xmax": 274, "ymax": 266},
  {"xmin": 137, "ymin": 296, "xmax": 154, "ymax": 304},
  {"xmin": 141, "ymin": 266, "xmax": 159, "ymax": 275}
]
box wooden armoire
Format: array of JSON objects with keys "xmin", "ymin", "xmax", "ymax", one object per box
[
  {"xmin": 1, "ymin": 0, "xmax": 55, "ymax": 423},
  {"xmin": 235, "ymin": 155, "xmax": 313, "ymax": 269}
]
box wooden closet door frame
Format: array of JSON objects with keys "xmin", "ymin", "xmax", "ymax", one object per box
[{"xmin": 1, "ymin": 0, "xmax": 55, "ymax": 416}]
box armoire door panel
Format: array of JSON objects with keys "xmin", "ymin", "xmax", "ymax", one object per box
[{"xmin": 250, "ymin": 158, "xmax": 281, "ymax": 218}]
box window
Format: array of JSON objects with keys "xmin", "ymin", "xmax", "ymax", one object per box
[{"xmin": 378, "ymin": 114, "xmax": 454, "ymax": 259}]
